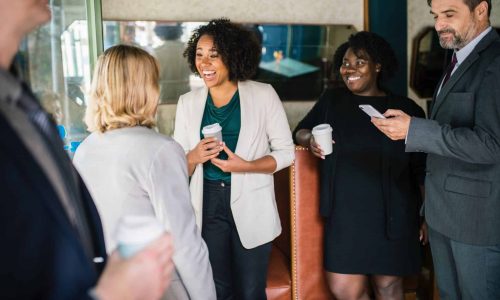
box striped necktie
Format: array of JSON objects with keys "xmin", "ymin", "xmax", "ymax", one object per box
[{"xmin": 442, "ymin": 53, "xmax": 457, "ymax": 87}]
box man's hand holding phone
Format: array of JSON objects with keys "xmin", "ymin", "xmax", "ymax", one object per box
[
  {"xmin": 359, "ymin": 104, "xmax": 386, "ymax": 119},
  {"xmin": 370, "ymin": 109, "xmax": 412, "ymax": 141}
]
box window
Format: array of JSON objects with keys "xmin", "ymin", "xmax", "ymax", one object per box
[{"xmin": 15, "ymin": 0, "xmax": 97, "ymax": 156}]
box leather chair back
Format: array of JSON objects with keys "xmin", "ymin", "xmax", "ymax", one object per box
[{"xmin": 290, "ymin": 147, "xmax": 332, "ymax": 299}]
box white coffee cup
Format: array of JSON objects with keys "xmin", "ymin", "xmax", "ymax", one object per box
[
  {"xmin": 312, "ymin": 124, "xmax": 333, "ymax": 155},
  {"xmin": 202, "ymin": 123, "xmax": 223, "ymax": 142},
  {"xmin": 115, "ymin": 216, "xmax": 165, "ymax": 258}
]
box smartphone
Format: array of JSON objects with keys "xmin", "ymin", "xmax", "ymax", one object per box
[{"xmin": 359, "ymin": 104, "xmax": 386, "ymax": 119}]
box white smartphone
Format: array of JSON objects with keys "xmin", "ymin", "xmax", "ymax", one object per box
[{"xmin": 359, "ymin": 104, "xmax": 386, "ymax": 119}]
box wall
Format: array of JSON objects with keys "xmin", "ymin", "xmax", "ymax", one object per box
[
  {"xmin": 102, "ymin": 0, "xmax": 365, "ymax": 30},
  {"xmin": 369, "ymin": 0, "xmax": 407, "ymax": 96},
  {"xmin": 407, "ymin": 0, "xmax": 500, "ymax": 112}
]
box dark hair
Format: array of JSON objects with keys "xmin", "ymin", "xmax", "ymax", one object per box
[
  {"xmin": 332, "ymin": 31, "xmax": 398, "ymax": 86},
  {"xmin": 331, "ymin": 42, "xmax": 349, "ymax": 82},
  {"xmin": 154, "ymin": 23, "xmax": 183, "ymax": 41},
  {"xmin": 333, "ymin": 31, "xmax": 399, "ymax": 87},
  {"xmin": 427, "ymin": 0, "xmax": 492, "ymax": 17},
  {"xmin": 183, "ymin": 18, "xmax": 261, "ymax": 81}
]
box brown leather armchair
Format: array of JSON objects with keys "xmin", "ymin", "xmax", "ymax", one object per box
[
  {"xmin": 266, "ymin": 146, "xmax": 426, "ymax": 300},
  {"xmin": 266, "ymin": 146, "xmax": 331, "ymax": 299},
  {"xmin": 265, "ymin": 161, "xmax": 293, "ymax": 300}
]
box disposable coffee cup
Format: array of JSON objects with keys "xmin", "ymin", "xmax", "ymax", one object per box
[
  {"xmin": 202, "ymin": 123, "xmax": 223, "ymax": 142},
  {"xmin": 115, "ymin": 216, "xmax": 165, "ymax": 258},
  {"xmin": 312, "ymin": 124, "xmax": 333, "ymax": 155}
]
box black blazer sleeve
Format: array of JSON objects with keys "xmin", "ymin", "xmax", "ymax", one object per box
[{"xmin": 292, "ymin": 89, "xmax": 333, "ymax": 143}]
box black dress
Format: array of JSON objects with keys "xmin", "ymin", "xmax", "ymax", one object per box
[{"xmin": 293, "ymin": 88, "xmax": 426, "ymax": 275}]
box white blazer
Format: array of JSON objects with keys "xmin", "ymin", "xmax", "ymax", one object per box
[{"xmin": 174, "ymin": 80, "xmax": 295, "ymax": 249}]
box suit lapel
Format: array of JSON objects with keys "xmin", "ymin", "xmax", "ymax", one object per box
[
  {"xmin": 431, "ymin": 30, "xmax": 499, "ymax": 118},
  {"xmin": 234, "ymin": 81, "xmax": 251, "ymax": 160},
  {"xmin": 190, "ymin": 87, "xmax": 209, "ymax": 147},
  {"xmin": 431, "ymin": 52, "xmax": 479, "ymax": 118},
  {"xmin": 232, "ymin": 81, "xmax": 253, "ymax": 202}
]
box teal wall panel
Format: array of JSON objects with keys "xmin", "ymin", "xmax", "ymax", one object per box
[{"xmin": 369, "ymin": 0, "xmax": 407, "ymax": 96}]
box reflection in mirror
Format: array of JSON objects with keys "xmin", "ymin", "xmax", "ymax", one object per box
[
  {"xmin": 102, "ymin": 21, "xmax": 356, "ymax": 103},
  {"xmin": 410, "ymin": 27, "xmax": 448, "ymax": 99},
  {"xmin": 153, "ymin": 23, "xmax": 192, "ymax": 101},
  {"xmin": 411, "ymin": 27, "xmax": 500, "ymax": 100}
]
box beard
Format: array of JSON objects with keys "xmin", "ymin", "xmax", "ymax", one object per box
[
  {"xmin": 437, "ymin": 18, "xmax": 478, "ymax": 49},
  {"xmin": 438, "ymin": 28, "xmax": 465, "ymax": 49}
]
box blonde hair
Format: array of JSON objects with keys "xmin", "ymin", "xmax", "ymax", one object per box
[{"xmin": 85, "ymin": 44, "xmax": 160, "ymax": 133}]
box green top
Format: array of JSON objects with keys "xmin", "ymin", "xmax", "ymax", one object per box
[{"xmin": 200, "ymin": 90, "xmax": 241, "ymax": 183}]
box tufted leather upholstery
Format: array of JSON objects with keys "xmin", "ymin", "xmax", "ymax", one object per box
[
  {"xmin": 289, "ymin": 147, "xmax": 332, "ymax": 299},
  {"xmin": 266, "ymin": 146, "xmax": 331, "ymax": 300},
  {"xmin": 266, "ymin": 163, "xmax": 292, "ymax": 300}
]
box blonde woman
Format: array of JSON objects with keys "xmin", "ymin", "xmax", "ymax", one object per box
[{"xmin": 73, "ymin": 44, "xmax": 216, "ymax": 300}]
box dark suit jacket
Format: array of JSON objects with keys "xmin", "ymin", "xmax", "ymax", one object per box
[
  {"xmin": 0, "ymin": 73, "xmax": 107, "ymax": 299},
  {"xmin": 407, "ymin": 29, "xmax": 500, "ymax": 245}
]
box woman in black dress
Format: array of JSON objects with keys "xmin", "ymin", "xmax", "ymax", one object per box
[{"xmin": 294, "ymin": 31, "xmax": 427, "ymax": 300}]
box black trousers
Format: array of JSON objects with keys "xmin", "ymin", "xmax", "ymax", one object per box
[{"xmin": 202, "ymin": 179, "xmax": 272, "ymax": 300}]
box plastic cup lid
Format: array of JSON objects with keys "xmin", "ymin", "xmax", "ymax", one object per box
[
  {"xmin": 115, "ymin": 215, "xmax": 165, "ymax": 245},
  {"xmin": 312, "ymin": 124, "xmax": 332, "ymax": 135},
  {"xmin": 202, "ymin": 123, "xmax": 222, "ymax": 135}
]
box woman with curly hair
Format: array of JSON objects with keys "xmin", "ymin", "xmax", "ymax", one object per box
[
  {"xmin": 173, "ymin": 18, "xmax": 294, "ymax": 300},
  {"xmin": 294, "ymin": 31, "xmax": 427, "ymax": 299}
]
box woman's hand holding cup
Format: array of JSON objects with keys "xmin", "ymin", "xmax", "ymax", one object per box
[
  {"xmin": 189, "ymin": 137, "xmax": 223, "ymax": 165},
  {"xmin": 309, "ymin": 136, "xmax": 325, "ymax": 159},
  {"xmin": 310, "ymin": 124, "xmax": 335, "ymax": 160},
  {"xmin": 186, "ymin": 123, "xmax": 223, "ymax": 175}
]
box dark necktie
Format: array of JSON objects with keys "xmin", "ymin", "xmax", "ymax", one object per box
[
  {"xmin": 442, "ymin": 53, "xmax": 457, "ymax": 87},
  {"xmin": 16, "ymin": 84, "xmax": 95, "ymax": 259},
  {"xmin": 17, "ymin": 84, "xmax": 63, "ymax": 147}
]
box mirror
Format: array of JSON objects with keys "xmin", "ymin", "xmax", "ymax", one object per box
[
  {"xmin": 102, "ymin": 21, "xmax": 356, "ymax": 103},
  {"xmin": 411, "ymin": 26, "xmax": 500, "ymax": 99},
  {"xmin": 410, "ymin": 27, "xmax": 448, "ymax": 99}
]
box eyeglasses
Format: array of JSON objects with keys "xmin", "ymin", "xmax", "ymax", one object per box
[{"xmin": 340, "ymin": 59, "xmax": 369, "ymax": 70}]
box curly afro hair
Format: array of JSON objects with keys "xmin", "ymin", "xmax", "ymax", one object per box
[
  {"xmin": 183, "ymin": 18, "xmax": 261, "ymax": 82},
  {"xmin": 332, "ymin": 31, "xmax": 398, "ymax": 86}
]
